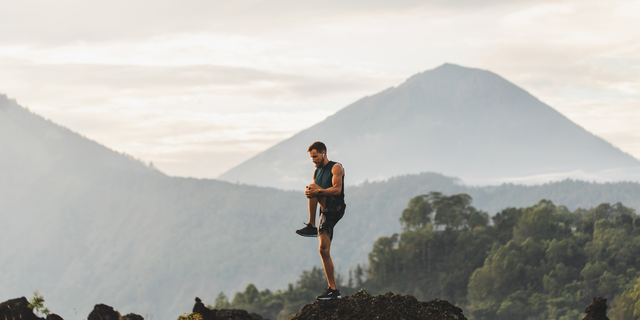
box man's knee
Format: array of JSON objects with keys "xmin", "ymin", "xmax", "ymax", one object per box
[
  {"xmin": 319, "ymin": 244, "xmax": 330, "ymax": 257},
  {"xmin": 318, "ymin": 232, "xmax": 331, "ymax": 257}
]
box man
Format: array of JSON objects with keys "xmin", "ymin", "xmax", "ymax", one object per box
[{"xmin": 295, "ymin": 141, "xmax": 346, "ymax": 300}]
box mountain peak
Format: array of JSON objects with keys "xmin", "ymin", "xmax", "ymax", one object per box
[
  {"xmin": 220, "ymin": 65, "xmax": 639, "ymax": 189},
  {"xmin": 0, "ymin": 95, "xmax": 161, "ymax": 183}
]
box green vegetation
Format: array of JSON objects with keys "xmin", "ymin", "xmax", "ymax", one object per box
[
  {"xmin": 221, "ymin": 192, "xmax": 640, "ymax": 320},
  {"xmin": 177, "ymin": 312, "xmax": 203, "ymax": 320},
  {"xmin": 366, "ymin": 194, "xmax": 640, "ymax": 320},
  {"xmin": 28, "ymin": 290, "xmax": 50, "ymax": 316}
]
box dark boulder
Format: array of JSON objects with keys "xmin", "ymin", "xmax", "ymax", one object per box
[
  {"xmin": 122, "ymin": 313, "xmax": 144, "ymax": 320},
  {"xmin": 191, "ymin": 297, "xmax": 265, "ymax": 320},
  {"xmin": 88, "ymin": 304, "xmax": 122, "ymax": 320},
  {"xmin": 0, "ymin": 297, "xmax": 45, "ymax": 320},
  {"xmin": 47, "ymin": 314, "xmax": 65, "ymax": 320},
  {"xmin": 583, "ymin": 297, "xmax": 609, "ymax": 320},
  {"xmin": 193, "ymin": 297, "xmax": 216, "ymax": 320},
  {"xmin": 215, "ymin": 309, "xmax": 259, "ymax": 320},
  {"xmin": 291, "ymin": 290, "xmax": 467, "ymax": 320}
]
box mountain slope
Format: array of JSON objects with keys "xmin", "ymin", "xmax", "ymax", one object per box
[{"xmin": 219, "ymin": 63, "xmax": 640, "ymax": 190}]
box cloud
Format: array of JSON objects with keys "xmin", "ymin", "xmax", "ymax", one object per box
[
  {"xmin": 0, "ymin": 60, "xmax": 384, "ymax": 104},
  {"xmin": 614, "ymin": 0, "xmax": 640, "ymax": 17},
  {"xmin": 1, "ymin": 0, "xmax": 639, "ymax": 178},
  {"xmin": 500, "ymin": 4, "xmax": 573, "ymax": 28},
  {"xmin": 0, "ymin": 0, "xmax": 544, "ymax": 45}
]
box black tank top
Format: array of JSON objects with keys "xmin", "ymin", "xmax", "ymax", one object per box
[{"xmin": 314, "ymin": 161, "xmax": 345, "ymax": 201}]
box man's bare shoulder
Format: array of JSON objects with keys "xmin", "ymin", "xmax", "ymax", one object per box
[{"xmin": 331, "ymin": 162, "xmax": 344, "ymax": 176}]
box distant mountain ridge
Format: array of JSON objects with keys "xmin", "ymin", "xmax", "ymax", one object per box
[{"xmin": 219, "ymin": 63, "xmax": 640, "ymax": 190}]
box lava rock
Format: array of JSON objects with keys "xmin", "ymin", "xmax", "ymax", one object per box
[
  {"xmin": 583, "ymin": 297, "xmax": 609, "ymax": 320},
  {"xmin": 291, "ymin": 290, "xmax": 467, "ymax": 320},
  {"xmin": 122, "ymin": 313, "xmax": 144, "ymax": 320},
  {"xmin": 88, "ymin": 304, "xmax": 122, "ymax": 320},
  {"xmin": 47, "ymin": 314, "xmax": 65, "ymax": 320},
  {"xmin": 0, "ymin": 297, "xmax": 45, "ymax": 320},
  {"xmin": 248, "ymin": 312, "xmax": 264, "ymax": 319},
  {"xmin": 215, "ymin": 309, "xmax": 259, "ymax": 320},
  {"xmin": 193, "ymin": 297, "xmax": 216, "ymax": 320}
]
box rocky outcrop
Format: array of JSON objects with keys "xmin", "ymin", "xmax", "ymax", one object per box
[
  {"xmin": 291, "ymin": 290, "xmax": 467, "ymax": 320},
  {"xmin": 193, "ymin": 297, "xmax": 216, "ymax": 320},
  {"xmin": 0, "ymin": 297, "xmax": 44, "ymax": 320},
  {"xmin": 191, "ymin": 297, "xmax": 265, "ymax": 320},
  {"xmin": 215, "ymin": 309, "xmax": 261, "ymax": 320},
  {"xmin": 47, "ymin": 314, "xmax": 65, "ymax": 320},
  {"xmin": 122, "ymin": 313, "xmax": 144, "ymax": 320},
  {"xmin": 583, "ymin": 297, "xmax": 609, "ymax": 320},
  {"xmin": 88, "ymin": 304, "xmax": 122, "ymax": 320}
]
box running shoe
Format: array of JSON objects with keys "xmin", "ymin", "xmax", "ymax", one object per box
[
  {"xmin": 296, "ymin": 223, "xmax": 318, "ymax": 237},
  {"xmin": 316, "ymin": 287, "xmax": 341, "ymax": 300}
]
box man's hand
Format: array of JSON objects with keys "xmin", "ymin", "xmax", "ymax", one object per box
[{"xmin": 306, "ymin": 183, "xmax": 322, "ymax": 199}]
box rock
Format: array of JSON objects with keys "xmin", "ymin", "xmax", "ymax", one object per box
[
  {"xmin": 0, "ymin": 297, "xmax": 45, "ymax": 320},
  {"xmin": 248, "ymin": 312, "xmax": 263, "ymax": 319},
  {"xmin": 88, "ymin": 304, "xmax": 122, "ymax": 320},
  {"xmin": 47, "ymin": 314, "xmax": 65, "ymax": 320},
  {"xmin": 215, "ymin": 309, "xmax": 259, "ymax": 320},
  {"xmin": 192, "ymin": 297, "xmax": 216, "ymax": 320},
  {"xmin": 191, "ymin": 297, "xmax": 265, "ymax": 320},
  {"xmin": 583, "ymin": 297, "xmax": 609, "ymax": 320},
  {"xmin": 291, "ymin": 290, "xmax": 467, "ymax": 320},
  {"xmin": 122, "ymin": 313, "xmax": 144, "ymax": 320}
]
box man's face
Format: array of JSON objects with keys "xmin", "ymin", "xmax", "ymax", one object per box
[{"xmin": 309, "ymin": 149, "xmax": 325, "ymax": 168}]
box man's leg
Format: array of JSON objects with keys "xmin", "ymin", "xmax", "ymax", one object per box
[
  {"xmin": 318, "ymin": 229, "xmax": 337, "ymax": 290},
  {"xmin": 297, "ymin": 196, "xmax": 325, "ymax": 237},
  {"xmin": 308, "ymin": 196, "xmax": 326, "ymax": 226},
  {"xmin": 308, "ymin": 197, "xmax": 318, "ymax": 227}
]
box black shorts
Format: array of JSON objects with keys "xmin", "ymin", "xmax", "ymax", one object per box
[{"xmin": 318, "ymin": 198, "xmax": 346, "ymax": 241}]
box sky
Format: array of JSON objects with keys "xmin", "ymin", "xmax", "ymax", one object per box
[{"xmin": 1, "ymin": 0, "xmax": 639, "ymax": 179}]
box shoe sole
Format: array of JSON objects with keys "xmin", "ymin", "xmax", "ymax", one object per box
[
  {"xmin": 316, "ymin": 296, "xmax": 341, "ymax": 300},
  {"xmin": 296, "ymin": 232, "xmax": 318, "ymax": 237}
]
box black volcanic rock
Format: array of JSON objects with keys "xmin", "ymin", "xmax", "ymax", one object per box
[
  {"xmin": 291, "ymin": 290, "xmax": 467, "ymax": 320},
  {"xmin": 88, "ymin": 304, "xmax": 122, "ymax": 320},
  {"xmin": 215, "ymin": 309, "xmax": 260, "ymax": 320},
  {"xmin": 191, "ymin": 297, "xmax": 264, "ymax": 320},
  {"xmin": 582, "ymin": 297, "xmax": 609, "ymax": 320},
  {"xmin": 47, "ymin": 314, "xmax": 65, "ymax": 320},
  {"xmin": 193, "ymin": 297, "xmax": 216, "ymax": 320},
  {"xmin": 122, "ymin": 313, "xmax": 144, "ymax": 320},
  {"xmin": 0, "ymin": 297, "xmax": 45, "ymax": 320}
]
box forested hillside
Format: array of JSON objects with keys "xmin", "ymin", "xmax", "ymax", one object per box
[{"xmin": 222, "ymin": 194, "xmax": 640, "ymax": 320}]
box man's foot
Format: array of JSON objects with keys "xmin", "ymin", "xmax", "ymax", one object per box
[
  {"xmin": 295, "ymin": 223, "xmax": 318, "ymax": 237},
  {"xmin": 316, "ymin": 287, "xmax": 341, "ymax": 300}
]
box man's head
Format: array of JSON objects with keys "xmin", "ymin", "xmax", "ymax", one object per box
[{"xmin": 308, "ymin": 141, "xmax": 328, "ymax": 168}]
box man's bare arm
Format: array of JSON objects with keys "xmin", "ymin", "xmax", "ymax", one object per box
[
  {"xmin": 305, "ymin": 172, "xmax": 318, "ymax": 198},
  {"xmin": 307, "ymin": 164, "xmax": 343, "ymax": 197}
]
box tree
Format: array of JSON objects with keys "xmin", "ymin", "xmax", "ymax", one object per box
[
  {"xmin": 399, "ymin": 195, "xmax": 432, "ymax": 231},
  {"xmin": 431, "ymin": 192, "xmax": 473, "ymax": 229},
  {"xmin": 214, "ymin": 292, "xmax": 230, "ymax": 309},
  {"xmin": 611, "ymin": 276, "xmax": 640, "ymax": 320},
  {"xmin": 512, "ymin": 200, "xmax": 571, "ymax": 244}
]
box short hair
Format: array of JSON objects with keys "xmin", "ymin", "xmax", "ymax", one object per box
[{"xmin": 308, "ymin": 141, "xmax": 327, "ymax": 153}]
